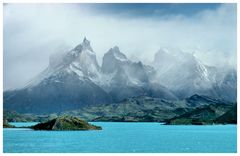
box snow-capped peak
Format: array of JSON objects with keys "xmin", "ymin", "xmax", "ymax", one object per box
[
  {"xmin": 102, "ymin": 46, "xmax": 129, "ymax": 74},
  {"xmin": 112, "ymin": 46, "xmax": 120, "ymax": 52},
  {"xmin": 73, "ymin": 37, "xmax": 94, "ymax": 53},
  {"xmin": 67, "ymin": 37, "xmax": 100, "ymax": 79},
  {"xmin": 82, "ymin": 37, "xmax": 93, "ymax": 52},
  {"xmin": 108, "ymin": 46, "xmax": 128, "ymax": 61}
]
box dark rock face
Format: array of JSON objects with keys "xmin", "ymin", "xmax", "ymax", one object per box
[{"xmin": 32, "ymin": 116, "xmax": 102, "ymax": 131}]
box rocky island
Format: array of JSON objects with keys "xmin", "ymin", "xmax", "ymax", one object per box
[
  {"xmin": 3, "ymin": 119, "xmax": 15, "ymax": 128},
  {"xmin": 31, "ymin": 116, "xmax": 102, "ymax": 131}
]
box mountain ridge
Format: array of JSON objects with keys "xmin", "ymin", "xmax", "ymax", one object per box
[{"xmin": 3, "ymin": 38, "xmax": 237, "ymax": 114}]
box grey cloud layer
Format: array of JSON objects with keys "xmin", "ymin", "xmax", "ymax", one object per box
[{"xmin": 3, "ymin": 3, "xmax": 237, "ymax": 90}]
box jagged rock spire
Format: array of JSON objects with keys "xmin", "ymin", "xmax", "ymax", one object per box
[
  {"xmin": 73, "ymin": 37, "xmax": 93, "ymax": 52},
  {"xmin": 81, "ymin": 37, "xmax": 93, "ymax": 52}
]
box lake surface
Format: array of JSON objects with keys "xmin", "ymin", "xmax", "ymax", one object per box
[{"xmin": 3, "ymin": 122, "xmax": 237, "ymax": 153}]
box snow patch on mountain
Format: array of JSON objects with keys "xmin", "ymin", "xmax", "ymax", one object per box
[
  {"xmin": 112, "ymin": 46, "xmax": 128, "ymax": 62},
  {"xmin": 68, "ymin": 64, "xmax": 84, "ymax": 78}
]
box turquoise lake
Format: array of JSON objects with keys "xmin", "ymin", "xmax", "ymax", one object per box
[{"xmin": 3, "ymin": 122, "xmax": 237, "ymax": 153}]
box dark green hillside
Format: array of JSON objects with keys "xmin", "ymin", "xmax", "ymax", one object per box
[
  {"xmin": 4, "ymin": 110, "xmax": 58, "ymax": 122},
  {"xmin": 165, "ymin": 104, "xmax": 234, "ymax": 125},
  {"xmin": 4, "ymin": 94, "xmax": 235, "ymax": 124},
  {"xmin": 215, "ymin": 104, "xmax": 237, "ymax": 124},
  {"xmin": 185, "ymin": 94, "xmax": 229, "ymax": 107},
  {"xmin": 66, "ymin": 96, "xmax": 192, "ymax": 122},
  {"xmin": 66, "ymin": 95, "xmax": 234, "ymax": 122}
]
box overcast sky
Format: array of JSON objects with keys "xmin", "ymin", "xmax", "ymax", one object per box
[{"xmin": 3, "ymin": 3, "xmax": 237, "ymax": 90}]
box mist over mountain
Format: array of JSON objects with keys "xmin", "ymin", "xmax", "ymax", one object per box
[
  {"xmin": 4, "ymin": 38, "xmax": 112, "ymax": 113},
  {"xmin": 3, "ymin": 38, "xmax": 236, "ymax": 113},
  {"xmin": 152, "ymin": 48, "xmax": 237, "ymax": 101}
]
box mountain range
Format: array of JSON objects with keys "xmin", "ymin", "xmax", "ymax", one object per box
[{"xmin": 4, "ymin": 38, "xmax": 237, "ymax": 114}]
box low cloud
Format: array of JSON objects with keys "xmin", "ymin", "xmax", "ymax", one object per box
[{"xmin": 3, "ymin": 3, "xmax": 237, "ymax": 90}]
